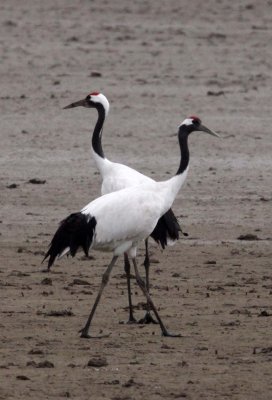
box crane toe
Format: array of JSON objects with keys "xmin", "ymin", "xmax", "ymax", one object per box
[{"xmin": 161, "ymin": 331, "xmax": 182, "ymax": 338}]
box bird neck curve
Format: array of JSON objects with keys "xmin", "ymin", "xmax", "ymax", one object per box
[
  {"xmin": 92, "ymin": 104, "xmax": 106, "ymax": 159},
  {"xmin": 162, "ymin": 128, "xmax": 190, "ymax": 205},
  {"xmin": 176, "ymin": 129, "xmax": 189, "ymax": 176}
]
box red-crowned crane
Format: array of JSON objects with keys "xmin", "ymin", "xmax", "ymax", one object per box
[
  {"xmin": 43, "ymin": 116, "xmax": 219, "ymax": 338},
  {"xmin": 63, "ymin": 92, "xmax": 184, "ymax": 324}
]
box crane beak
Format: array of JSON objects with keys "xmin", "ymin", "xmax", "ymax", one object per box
[
  {"xmin": 63, "ymin": 98, "xmax": 88, "ymax": 109},
  {"xmin": 198, "ymin": 124, "xmax": 220, "ymax": 138}
]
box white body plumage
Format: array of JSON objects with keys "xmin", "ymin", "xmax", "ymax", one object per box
[
  {"xmin": 81, "ymin": 170, "xmax": 188, "ymax": 256},
  {"xmin": 92, "ymin": 153, "xmax": 154, "ymax": 195}
]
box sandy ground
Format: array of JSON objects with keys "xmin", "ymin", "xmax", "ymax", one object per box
[{"xmin": 1, "ymin": 0, "xmax": 272, "ymax": 399}]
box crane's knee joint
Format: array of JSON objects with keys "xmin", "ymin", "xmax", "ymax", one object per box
[{"xmin": 144, "ymin": 256, "xmax": 150, "ymax": 270}]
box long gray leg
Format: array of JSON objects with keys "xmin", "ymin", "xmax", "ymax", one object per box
[
  {"xmin": 132, "ymin": 257, "xmax": 181, "ymax": 337},
  {"xmin": 80, "ymin": 255, "xmax": 118, "ymax": 338},
  {"xmin": 124, "ymin": 253, "xmax": 137, "ymax": 323},
  {"xmin": 138, "ymin": 239, "xmax": 158, "ymax": 324}
]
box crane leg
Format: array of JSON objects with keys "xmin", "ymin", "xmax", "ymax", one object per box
[
  {"xmin": 80, "ymin": 255, "xmax": 118, "ymax": 338},
  {"xmin": 124, "ymin": 253, "xmax": 137, "ymax": 323},
  {"xmin": 132, "ymin": 257, "xmax": 181, "ymax": 337},
  {"xmin": 138, "ymin": 239, "xmax": 158, "ymax": 325}
]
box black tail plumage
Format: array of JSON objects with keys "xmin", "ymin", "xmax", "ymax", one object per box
[
  {"xmin": 43, "ymin": 212, "xmax": 97, "ymax": 270},
  {"xmin": 150, "ymin": 208, "xmax": 187, "ymax": 249}
]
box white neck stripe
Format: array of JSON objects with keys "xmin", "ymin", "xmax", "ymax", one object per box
[{"xmin": 91, "ymin": 93, "xmax": 110, "ymax": 116}]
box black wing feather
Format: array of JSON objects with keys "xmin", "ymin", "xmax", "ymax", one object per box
[
  {"xmin": 43, "ymin": 212, "xmax": 97, "ymax": 270},
  {"xmin": 150, "ymin": 208, "xmax": 186, "ymax": 249}
]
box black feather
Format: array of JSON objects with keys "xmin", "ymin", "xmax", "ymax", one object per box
[
  {"xmin": 150, "ymin": 208, "xmax": 185, "ymax": 249},
  {"xmin": 43, "ymin": 212, "xmax": 97, "ymax": 270}
]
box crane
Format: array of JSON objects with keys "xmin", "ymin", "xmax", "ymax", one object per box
[
  {"xmin": 63, "ymin": 92, "xmax": 184, "ymax": 324},
  {"xmin": 43, "ymin": 116, "xmax": 219, "ymax": 338}
]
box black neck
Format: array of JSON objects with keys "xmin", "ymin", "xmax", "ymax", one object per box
[
  {"xmin": 176, "ymin": 129, "xmax": 189, "ymax": 175},
  {"xmin": 92, "ymin": 104, "xmax": 105, "ymax": 159}
]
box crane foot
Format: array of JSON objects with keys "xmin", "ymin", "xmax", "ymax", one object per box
[
  {"xmin": 161, "ymin": 331, "xmax": 182, "ymax": 338},
  {"xmin": 138, "ymin": 312, "xmax": 158, "ymax": 325}
]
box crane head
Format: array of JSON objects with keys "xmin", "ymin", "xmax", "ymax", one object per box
[
  {"xmin": 63, "ymin": 92, "xmax": 110, "ymax": 116},
  {"xmin": 179, "ymin": 116, "xmax": 220, "ymax": 137}
]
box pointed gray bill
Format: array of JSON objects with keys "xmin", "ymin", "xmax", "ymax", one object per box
[
  {"xmin": 63, "ymin": 98, "xmax": 88, "ymax": 109},
  {"xmin": 198, "ymin": 124, "xmax": 220, "ymax": 138}
]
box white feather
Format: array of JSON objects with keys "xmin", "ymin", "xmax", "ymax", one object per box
[
  {"xmin": 100, "ymin": 160, "xmax": 154, "ymax": 195},
  {"xmin": 58, "ymin": 247, "xmax": 70, "ymax": 259},
  {"xmin": 90, "ymin": 93, "xmax": 110, "ymax": 116},
  {"xmin": 180, "ymin": 118, "xmax": 194, "ymax": 127},
  {"xmin": 81, "ymin": 168, "xmax": 188, "ymax": 255}
]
